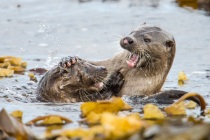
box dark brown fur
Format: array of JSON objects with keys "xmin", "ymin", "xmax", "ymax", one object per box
[{"xmin": 36, "ymin": 57, "xmax": 107, "ymax": 102}]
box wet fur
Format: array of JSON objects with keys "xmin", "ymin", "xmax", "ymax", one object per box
[
  {"xmin": 36, "ymin": 58, "xmax": 124, "ymax": 102},
  {"xmin": 89, "ymin": 26, "xmax": 176, "ymax": 96}
]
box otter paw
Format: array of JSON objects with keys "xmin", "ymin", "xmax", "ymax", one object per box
[
  {"xmin": 59, "ymin": 56, "xmax": 77, "ymax": 69},
  {"xmin": 107, "ymin": 72, "xmax": 124, "ymax": 96}
]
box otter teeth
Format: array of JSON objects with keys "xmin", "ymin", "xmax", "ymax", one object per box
[{"xmin": 126, "ymin": 54, "xmax": 139, "ymax": 68}]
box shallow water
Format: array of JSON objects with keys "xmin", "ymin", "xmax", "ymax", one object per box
[{"xmin": 0, "ymin": 0, "xmax": 210, "ymax": 135}]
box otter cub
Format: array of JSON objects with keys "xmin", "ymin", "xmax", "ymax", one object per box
[{"xmin": 36, "ymin": 56, "xmax": 124, "ymax": 102}]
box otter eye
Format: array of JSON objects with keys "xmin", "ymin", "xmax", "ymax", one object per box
[{"xmin": 144, "ymin": 38, "xmax": 151, "ymax": 43}]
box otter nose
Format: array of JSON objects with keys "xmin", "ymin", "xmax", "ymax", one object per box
[{"xmin": 123, "ymin": 37, "xmax": 134, "ymax": 45}]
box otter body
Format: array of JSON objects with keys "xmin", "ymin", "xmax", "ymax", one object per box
[
  {"xmin": 36, "ymin": 57, "xmax": 107, "ymax": 102},
  {"xmin": 91, "ymin": 26, "xmax": 175, "ymax": 96},
  {"xmin": 36, "ymin": 57, "xmax": 123, "ymax": 102}
]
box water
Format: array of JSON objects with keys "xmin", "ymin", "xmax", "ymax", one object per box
[{"xmin": 0, "ymin": 0, "xmax": 210, "ymax": 135}]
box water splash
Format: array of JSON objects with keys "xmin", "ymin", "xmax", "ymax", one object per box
[
  {"xmin": 45, "ymin": 50, "xmax": 60, "ymax": 69},
  {"xmin": 37, "ymin": 19, "xmax": 61, "ymax": 69}
]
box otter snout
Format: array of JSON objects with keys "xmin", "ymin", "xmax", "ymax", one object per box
[{"xmin": 120, "ymin": 36, "xmax": 135, "ymax": 50}]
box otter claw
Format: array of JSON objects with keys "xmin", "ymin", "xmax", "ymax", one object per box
[{"xmin": 60, "ymin": 56, "xmax": 78, "ymax": 69}]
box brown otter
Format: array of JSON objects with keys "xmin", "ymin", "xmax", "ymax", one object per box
[
  {"xmin": 36, "ymin": 56, "xmax": 124, "ymax": 102},
  {"xmin": 89, "ymin": 25, "xmax": 176, "ymax": 96}
]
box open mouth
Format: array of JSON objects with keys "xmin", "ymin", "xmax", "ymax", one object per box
[{"xmin": 126, "ymin": 53, "xmax": 140, "ymax": 68}]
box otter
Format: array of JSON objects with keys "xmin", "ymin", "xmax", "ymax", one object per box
[
  {"xmin": 36, "ymin": 25, "xmax": 179, "ymax": 103},
  {"xmin": 36, "ymin": 56, "xmax": 124, "ymax": 102},
  {"xmin": 89, "ymin": 25, "xmax": 176, "ymax": 96}
]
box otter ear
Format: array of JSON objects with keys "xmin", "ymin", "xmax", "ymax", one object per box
[{"xmin": 165, "ymin": 40, "xmax": 174, "ymax": 48}]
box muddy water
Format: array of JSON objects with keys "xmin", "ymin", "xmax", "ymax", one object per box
[{"xmin": 0, "ymin": 0, "xmax": 210, "ymax": 135}]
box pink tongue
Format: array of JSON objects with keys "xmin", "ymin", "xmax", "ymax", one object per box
[{"xmin": 126, "ymin": 55, "xmax": 138, "ymax": 68}]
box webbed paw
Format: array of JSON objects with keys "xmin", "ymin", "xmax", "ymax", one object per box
[{"xmin": 106, "ymin": 71, "xmax": 124, "ymax": 96}]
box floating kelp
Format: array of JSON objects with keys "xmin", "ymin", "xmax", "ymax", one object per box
[
  {"xmin": 0, "ymin": 56, "xmax": 27, "ymax": 77},
  {"xmin": 80, "ymin": 97, "xmax": 132, "ymax": 117},
  {"xmin": 178, "ymin": 71, "xmax": 188, "ymax": 86},
  {"xmin": 28, "ymin": 72, "xmax": 37, "ymax": 82},
  {"xmin": 10, "ymin": 110, "xmax": 23, "ymax": 122},
  {"xmin": 165, "ymin": 92, "xmax": 206, "ymax": 116},
  {"xmin": 143, "ymin": 104, "xmax": 165, "ymax": 119},
  {"xmin": 0, "ymin": 68, "xmax": 14, "ymax": 77},
  {"xmin": 185, "ymin": 100, "xmax": 197, "ymax": 109}
]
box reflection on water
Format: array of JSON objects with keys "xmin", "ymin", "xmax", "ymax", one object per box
[{"xmin": 176, "ymin": 0, "xmax": 210, "ymax": 15}]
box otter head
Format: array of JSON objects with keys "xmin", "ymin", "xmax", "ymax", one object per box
[
  {"xmin": 120, "ymin": 25, "xmax": 176, "ymax": 75},
  {"xmin": 60, "ymin": 58, "xmax": 108, "ymax": 93}
]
